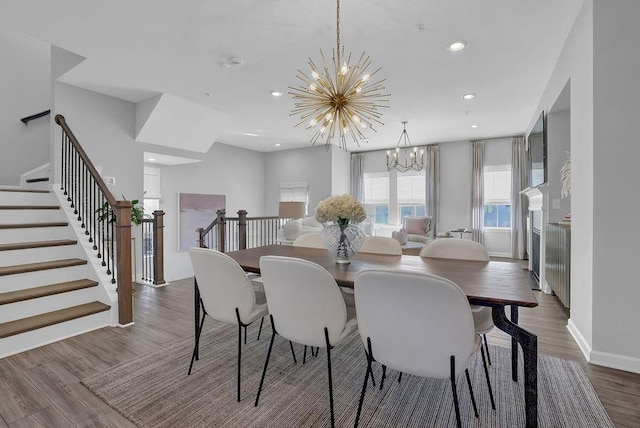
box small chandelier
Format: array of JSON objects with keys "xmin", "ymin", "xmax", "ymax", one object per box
[
  {"xmin": 289, "ymin": 0, "xmax": 390, "ymax": 150},
  {"xmin": 386, "ymin": 121, "xmax": 424, "ymax": 172}
]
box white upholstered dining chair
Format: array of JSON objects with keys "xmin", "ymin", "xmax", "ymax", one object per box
[
  {"xmin": 353, "ymin": 270, "xmax": 495, "ymax": 427},
  {"xmin": 359, "ymin": 236, "xmax": 403, "ymax": 255},
  {"xmin": 419, "ymin": 238, "xmax": 495, "ymax": 364},
  {"xmin": 291, "ymin": 232, "xmax": 325, "ymax": 249},
  {"xmin": 188, "ymin": 248, "xmax": 269, "ymax": 402},
  {"xmin": 255, "ymin": 255, "xmax": 357, "ymax": 428}
]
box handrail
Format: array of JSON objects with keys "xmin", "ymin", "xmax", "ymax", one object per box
[
  {"xmin": 21, "ymin": 109, "xmax": 51, "ymax": 126},
  {"xmin": 198, "ymin": 209, "xmax": 282, "ymax": 252},
  {"xmin": 55, "ymin": 115, "xmax": 117, "ymax": 207},
  {"xmin": 54, "ymin": 114, "xmax": 133, "ymax": 325}
]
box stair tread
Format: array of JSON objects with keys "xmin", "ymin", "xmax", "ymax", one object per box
[
  {"xmin": 0, "ymin": 301, "xmax": 110, "ymax": 338},
  {"xmin": 0, "ymin": 279, "xmax": 98, "ymax": 305},
  {"xmin": 0, "ymin": 205, "xmax": 60, "ymax": 210},
  {"xmin": 0, "ymin": 239, "xmax": 77, "ymax": 252},
  {"xmin": 0, "ymin": 189, "xmax": 50, "ymax": 193},
  {"xmin": 0, "ymin": 222, "xmax": 68, "ymax": 229},
  {"xmin": 0, "ymin": 258, "xmax": 87, "ymax": 276}
]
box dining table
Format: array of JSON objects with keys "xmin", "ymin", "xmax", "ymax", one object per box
[{"xmin": 206, "ymin": 244, "xmax": 539, "ymax": 427}]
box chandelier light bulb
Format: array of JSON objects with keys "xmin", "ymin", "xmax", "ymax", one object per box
[
  {"xmin": 311, "ymin": 70, "xmax": 320, "ymax": 80},
  {"xmin": 309, "ymin": 119, "xmax": 318, "ymax": 127},
  {"xmin": 309, "ymin": 83, "xmax": 317, "ymax": 91}
]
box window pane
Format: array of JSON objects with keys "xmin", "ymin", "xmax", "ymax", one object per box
[
  {"xmin": 483, "ymin": 205, "xmax": 498, "ymax": 227},
  {"xmin": 399, "ymin": 206, "xmax": 414, "ymax": 222},
  {"xmin": 498, "ymin": 205, "xmax": 511, "ymax": 227},
  {"xmin": 375, "ymin": 205, "xmax": 389, "ymax": 224},
  {"xmin": 415, "ymin": 205, "xmax": 426, "ymax": 216},
  {"xmin": 397, "ymin": 172, "xmax": 425, "ymax": 204}
]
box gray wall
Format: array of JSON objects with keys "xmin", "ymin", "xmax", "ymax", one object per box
[
  {"xmin": 331, "ymin": 145, "xmax": 351, "ymax": 196},
  {"xmin": 438, "ymin": 141, "xmax": 472, "ymax": 233},
  {"xmin": 529, "ymin": 0, "xmax": 640, "ymax": 372},
  {"xmin": 264, "ymin": 145, "xmax": 332, "ymax": 216},
  {"xmin": 161, "ymin": 142, "xmax": 265, "ymax": 281},
  {"xmin": 0, "ymin": 28, "xmax": 50, "ymax": 185}
]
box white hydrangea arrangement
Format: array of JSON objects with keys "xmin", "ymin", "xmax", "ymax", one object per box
[{"xmin": 314, "ymin": 194, "xmax": 366, "ymax": 227}]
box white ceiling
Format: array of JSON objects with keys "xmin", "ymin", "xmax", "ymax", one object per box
[{"xmin": 0, "ymin": 0, "xmax": 584, "ymax": 153}]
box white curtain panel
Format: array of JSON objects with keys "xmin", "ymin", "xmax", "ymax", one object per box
[
  {"xmin": 350, "ymin": 153, "xmax": 364, "ymax": 202},
  {"xmin": 511, "ymin": 137, "xmax": 528, "ymax": 259},
  {"xmin": 470, "ymin": 141, "xmax": 485, "ymax": 244},
  {"xmin": 424, "ymin": 144, "xmax": 440, "ymax": 235}
]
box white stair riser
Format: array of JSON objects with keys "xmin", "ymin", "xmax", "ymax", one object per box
[
  {"xmin": 0, "ymin": 287, "xmax": 101, "ymax": 323},
  {"xmin": 0, "ymin": 192, "xmax": 55, "ymax": 205},
  {"xmin": 0, "ymin": 226, "xmax": 71, "ymax": 244},
  {"xmin": 0, "ymin": 265, "xmax": 88, "ymax": 292},
  {"xmin": 0, "ymin": 310, "xmax": 112, "ymax": 359},
  {"xmin": 0, "ymin": 209, "xmax": 64, "ymax": 223},
  {"xmin": 0, "ymin": 244, "xmax": 81, "ymax": 265}
]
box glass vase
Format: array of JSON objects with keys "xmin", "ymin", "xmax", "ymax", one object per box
[{"xmin": 321, "ymin": 223, "xmax": 366, "ymax": 264}]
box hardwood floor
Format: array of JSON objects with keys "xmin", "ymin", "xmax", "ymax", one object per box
[{"xmin": 1, "ymin": 277, "xmax": 639, "ymax": 427}]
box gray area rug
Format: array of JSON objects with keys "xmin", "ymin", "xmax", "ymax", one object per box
[{"xmin": 83, "ymin": 320, "xmax": 613, "ymax": 427}]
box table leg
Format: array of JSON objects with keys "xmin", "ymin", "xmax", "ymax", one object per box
[
  {"xmin": 492, "ymin": 305, "xmax": 538, "ymax": 428},
  {"xmin": 511, "ymin": 305, "xmax": 518, "ymax": 382},
  {"xmin": 194, "ymin": 278, "xmax": 200, "ymax": 359}
]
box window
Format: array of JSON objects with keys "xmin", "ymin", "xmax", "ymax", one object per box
[
  {"xmin": 397, "ymin": 170, "xmax": 425, "ymax": 223},
  {"xmin": 143, "ymin": 166, "xmax": 162, "ymax": 217},
  {"xmin": 280, "ymin": 182, "xmax": 309, "ymax": 214},
  {"xmin": 483, "ymin": 164, "xmax": 511, "ymax": 228},
  {"xmin": 364, "ymin": 173, "xmax": 389, "ymax": 224}
]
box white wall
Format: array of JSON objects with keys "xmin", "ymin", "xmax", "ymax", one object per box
[
  {"xmin": 547, "ymin": 109, "xmax": 571, "ymax": 223},
  {"xmin": 264, "ymin": 145, "xmax": 332, "ymax": 216},
  {"xmin": 161, "ymin": 142, "xmax": 265, "ymax": 281},
  {"xmin": 330, "ymin": 146, "xmax": 351, "ymax": 196},
  {"xmin": 0, "ymin": 28, "xmax": 50, "ymax": 185},
  {"xmin": 590, "ymin": 0, "xmax": 640, "ymax": 370},
  {"xmin": 528, "ymin": 1, "xmax": 620, "ymax": 368}
]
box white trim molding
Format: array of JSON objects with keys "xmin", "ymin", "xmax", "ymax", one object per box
[
  {"xmin": 567, "ymin": 318, "xmax": 592, "ymax": 360},
  {"xmin": 569, "ymin": 318, "xmax": 640, "ymax": 373}
]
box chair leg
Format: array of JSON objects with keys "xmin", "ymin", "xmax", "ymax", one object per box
[
  {"xmin": 289, "ymin": 341, "xmax": 297, "ymax": 364},
  {"xmin": 354, "ymin": 337, "xmax": 374, "ymax": 428},
  {"xmin": 188, "ymin": 312, "xmax": 206, "ymax": 375},
  {"xmin": 324, "ymin": 327, "xmax": 335, "ymax": 428},
  {"xmin": 483, "ymin": 334, "xmax": 492, "ymax": 366},
  {"xmin": 480, "ymin": 345, "xmax": 496, "ymax": 410},
  {"xmin": 465, "ymin": 369, "xmax": 479, "ymax": 418},
  {"xmin": 398, "ymin": 372, "xmax": 403, "ymax": 383},
  {"xmin": 244, "ymin": 325, "xmax": 248, "ymax": 345},
  {"xmin": 450, "ymin": 355, "xmax": 462, "ymax": 428},
  {"xmin": 257, "ymin": 317, "xmax": 264, "ymax": 341},
  {"xmin": 303, "ymin": 345, "xmax": 308, "ymax": 364},
  {"xmin": 237, "ymin": 324, "xmax": 242, "ymax": 402},
  {"xmin": 255, "ymin": 315, "xmax": 277, "ymax": 407},
  {"xmin": 379, "ymin": 365, "xmax": 387, "ymax": 390}
]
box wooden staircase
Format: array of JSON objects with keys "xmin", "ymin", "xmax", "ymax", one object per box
[{"xmin": 0, "ymin": 187, "xmax": 111, "ymax": 356}]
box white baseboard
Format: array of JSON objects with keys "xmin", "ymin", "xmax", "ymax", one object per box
[
  {"xmin": 487, "ymin": 252, "xmax": 511, "ymax": 258},
  {"xmin": 590, "ymin": 350, "xmax": 640, "ymax": 374},
  {"xmin": 567, "ymin": 318, "xmax": 592, "ymax": 361}
]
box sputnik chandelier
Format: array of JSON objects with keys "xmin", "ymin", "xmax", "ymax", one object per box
[
  {"xmin": 386, "ymin": 121, "xmax": 424, "ymax": 172},
  {"xmin": 289, "ymin": 0, "xmax": 390, "ymax": 150}
]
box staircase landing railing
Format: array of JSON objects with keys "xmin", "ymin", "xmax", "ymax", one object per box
[
  {"xmin": 55, "ymin": 114, "xmax": 134, "ymax": 325},
  {"xmin": 198, "ymin": 209, "xmax": 284, "ymax": 252}
]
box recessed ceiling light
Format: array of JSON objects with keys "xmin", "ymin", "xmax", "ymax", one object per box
[
  {"xmin": 271, "ymin": 91, "xmax": 283, "ymax": 97},
  {"xmin": 275, "ymin": 143, "xmax": 281, "ymax": 147},
  {"xmin": 147, "ymin": 158, "xmax": 156, "ymax": 162},
  {"xmin": 242, "ymin": 133, "xmax": 260, "ymax": 137},
  {"xmin": 471, "ymin": 124, "xmax": 479, "ymax": 129},
  {"xmin": 448, "ymin": 41, "xmax": 466, "ymax": 52},
  {"xmin": 462, "ymin": 93, "xmax": 475, "ymax": 100}
]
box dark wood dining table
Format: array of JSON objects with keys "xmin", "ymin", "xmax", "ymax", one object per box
[{"xmin": 218, "ymin": 245, "xmax": 539, "ymax": 427}]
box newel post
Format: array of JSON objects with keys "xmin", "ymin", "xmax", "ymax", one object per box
[
  {"xmin": 152, "ymin": 210, "xmax": 165, "ymax": 286},
  {"xmin": 197, "ymin": 228, "xmax": 205, "ymax": 248},
  {"xmin": 216, "ymin": 209, "xmax": 226, "ymax": 252},
  {"xmin": 114, "ymin": 200, "xmax": 133, "ymax": 325},
  {"xmin": 237, "ymin": 209, "xmax": 247, "ymax": 250}
]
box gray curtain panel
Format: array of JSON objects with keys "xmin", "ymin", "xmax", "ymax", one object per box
[
  {"xmin": 350, "ymin": 153, "xmax": 364, "ymax": 202},
  {"xmin": 424, "ymin": 144, "xmax": 440, "ymax": 235},
  {"xmin": 511, "ymin": 136, "xmax": 528, "ymax": 259},
  {"xmin": 470, "ymin": 141, "xmax": 485, "ymax": 244}
]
